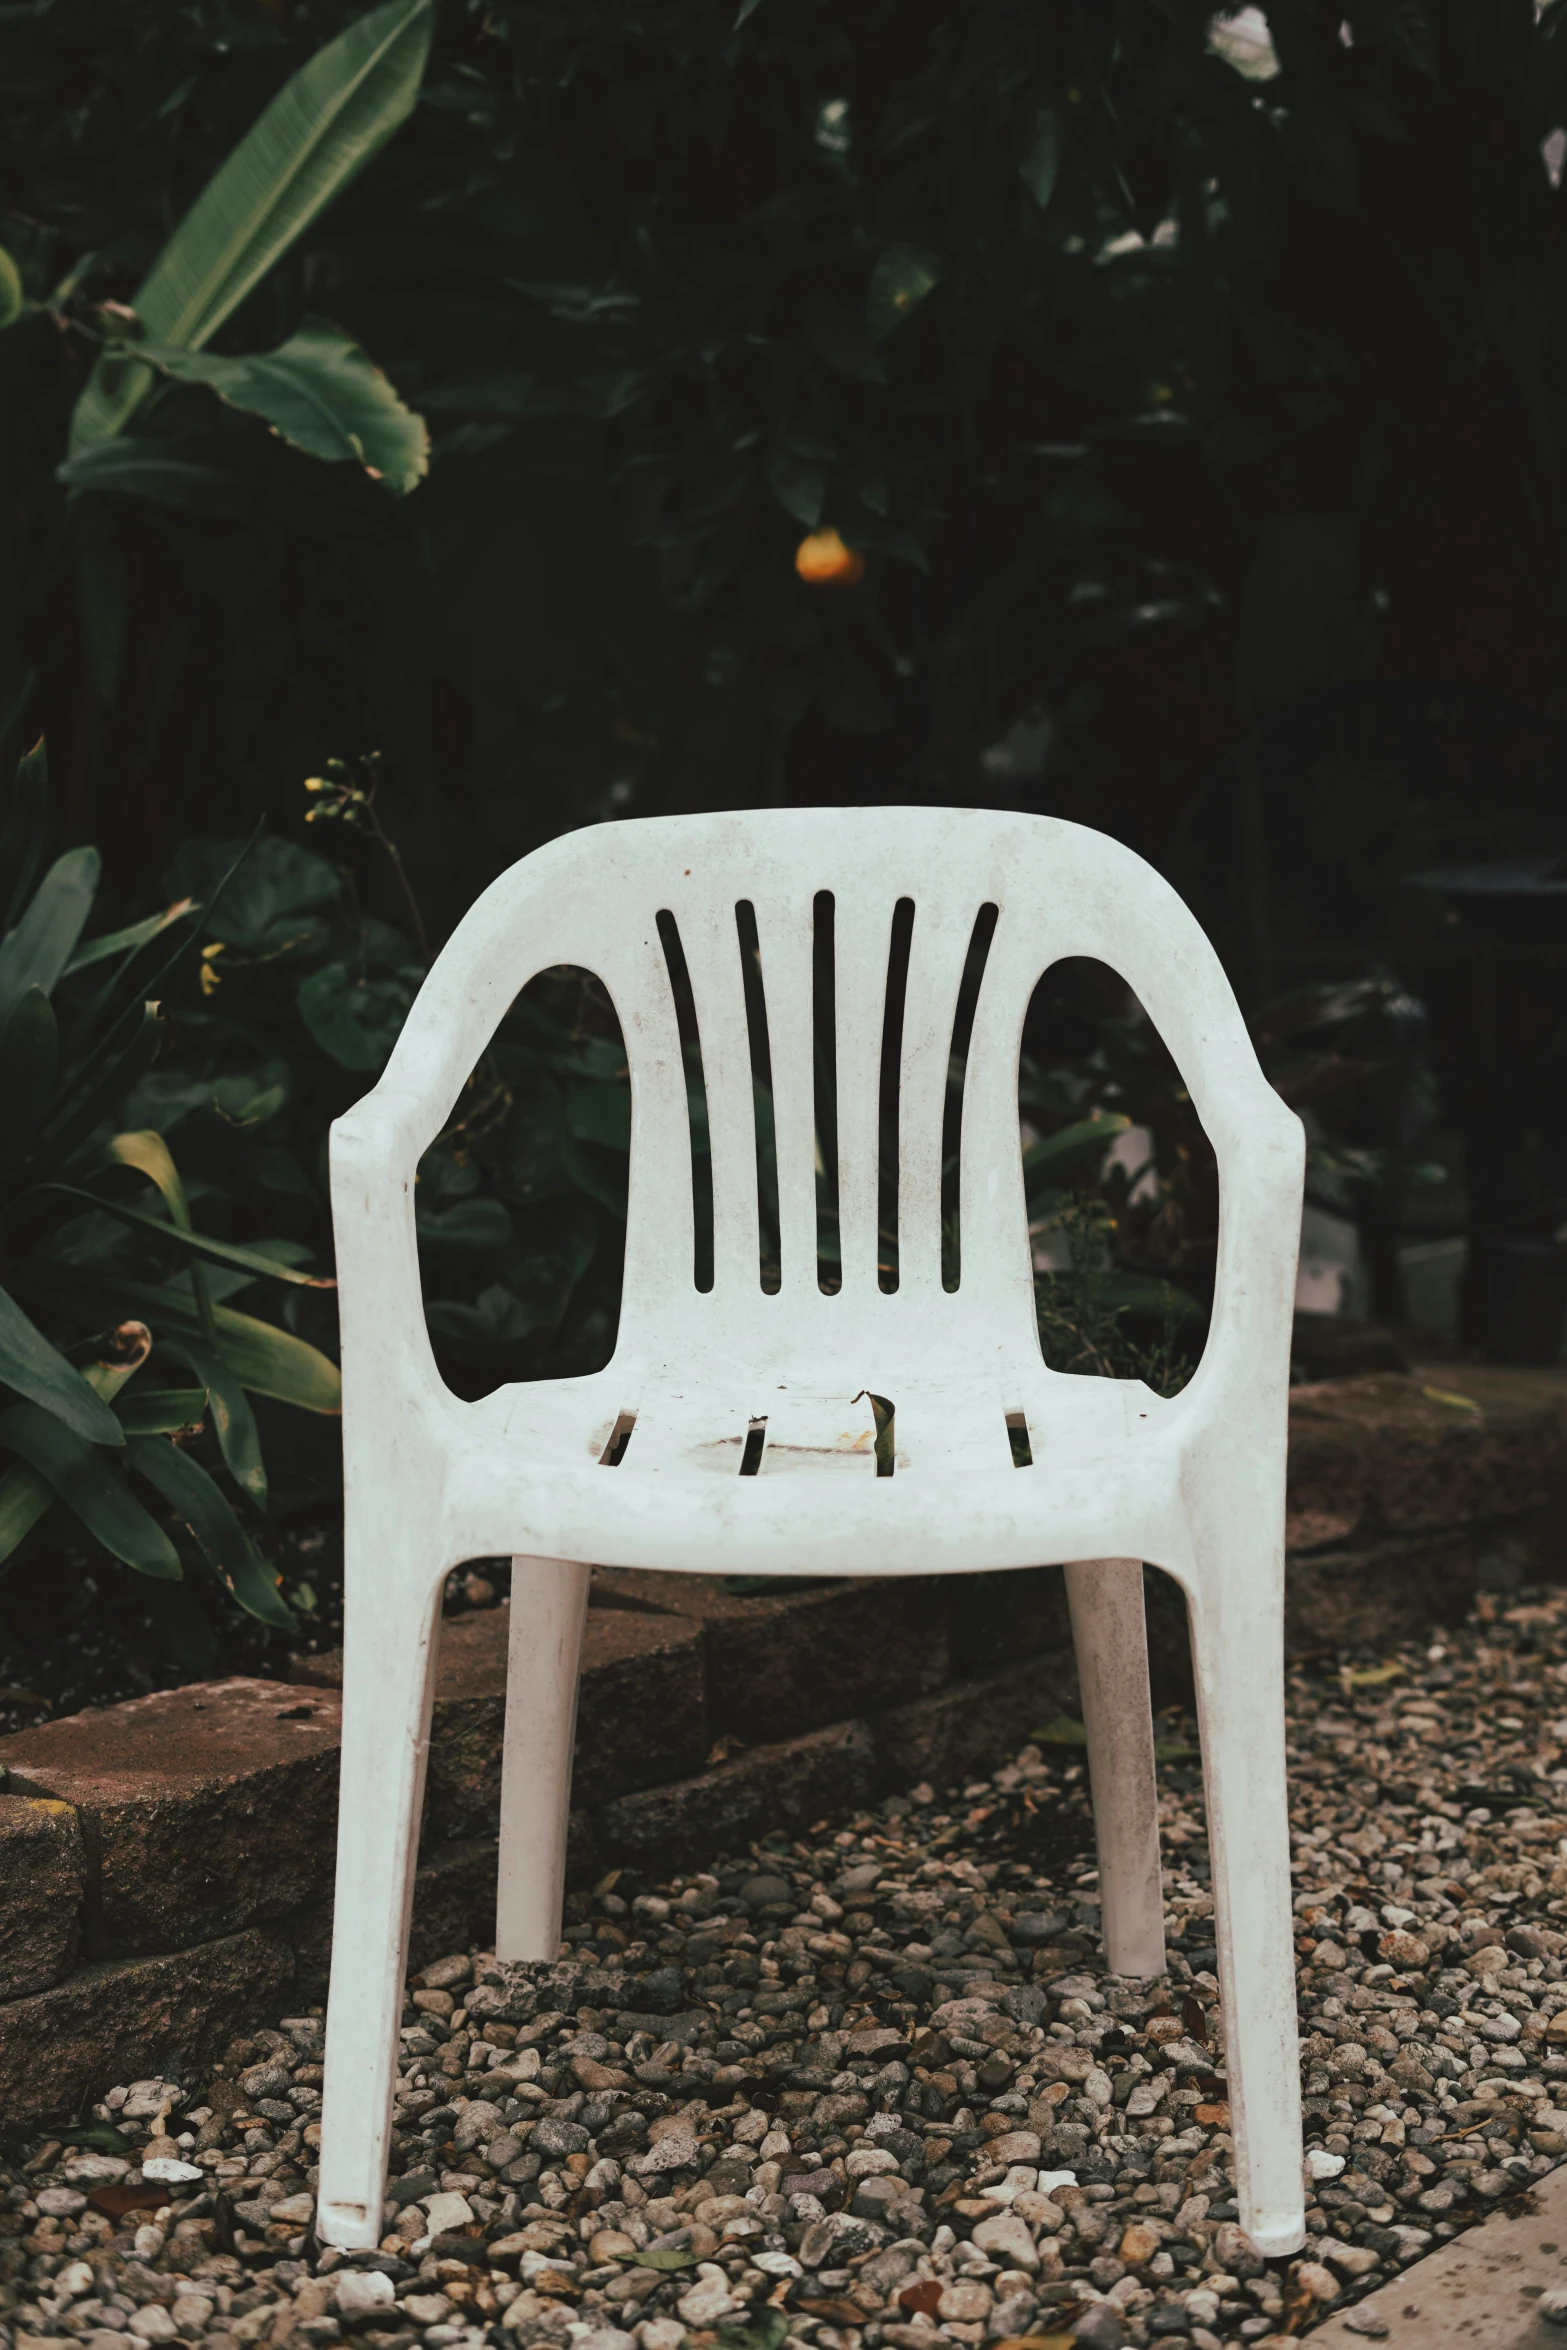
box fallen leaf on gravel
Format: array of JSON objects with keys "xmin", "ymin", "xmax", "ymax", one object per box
[
  {"xmin": 1031, "ymin": 1716, "xmax": 1088, "ymax": 1746},
  {"xmin": 631, "ymin": 2248, "xmax": 699, "ymax": 2271},
  {"xmin": 87, "ymin": 2182, "xmax": 169, "ymax": 2218},
  {"xmin": 715, "ymin": 2312, "xmax": 788, "ymax": 2350},
  {"xmin": 1342, "ymin": 1661, "xmax": 1405, "ymax": 1688},
  {"xmin": 798, "ymin": 2300, "xmax": 866, "ymax": 2324}
]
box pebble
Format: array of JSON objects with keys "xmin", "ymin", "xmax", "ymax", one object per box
[
  {"xmin": 10, "ymin": 1582, "xmax": 1567, "ymax": 2347},
  {"xmin": 336, "ymin": 2267, "xmax": 397, "ymax": 2315}
]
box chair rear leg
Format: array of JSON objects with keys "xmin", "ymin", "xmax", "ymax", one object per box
[
  {"xmin": 1187, "ymin": 1574, "xmax": 1304, "ymax": 2256},
  {"xmin": 496, "ymin": 1556, "xmax": 592, "ymax": 1961},
  {"xmin": 317, "ymin": 1560, "xmax": 446, "ymax": 2250},
  {"xmin": 1064, "ymin": 1557, "xmax": 1165, "ymax": 1979}
]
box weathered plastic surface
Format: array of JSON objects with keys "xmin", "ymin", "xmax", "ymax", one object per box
[{"xmin": 317, "ymin": 807, "xmax": 1306, "ymax": 2256}]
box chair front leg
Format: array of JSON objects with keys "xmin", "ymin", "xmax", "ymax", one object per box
[
  {"xmin": 317, "ymin": 1551, "xmax": 446, "ymax": 2250},
  {"xmin": 496, "ymin": 1556, "xmax": 591, "ymax": 1961},
  {"xmin": 1064, "ymin": 1557, "xmax": 1165, "ymax": 1979},
  {"xmin": 1187, "ymin": 1563, "xmax": 1303, "ymax": 2257}
]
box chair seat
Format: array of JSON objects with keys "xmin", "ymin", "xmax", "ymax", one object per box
[{"xmin": 455, "ymin": 1361, "xmax": 1187, "ymax": 1578}]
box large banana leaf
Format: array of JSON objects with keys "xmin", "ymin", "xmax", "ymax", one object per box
[
  {"xmin": 70, "ymin": 0, "xmax": 436, "ymax": 451},
  {"xmin": 129, "ymin": 319, "xmax": 429, "ymax": 495}
]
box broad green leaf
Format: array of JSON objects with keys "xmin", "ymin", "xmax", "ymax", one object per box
[
  {"xmin": 55, "ymin": 442, "xmax": 256, "ymax": 519},
  {"xmin": 0, "ymin": 1283, "xmax": 123, "ymax": 1446},
  {"xmin": 1019, "ymin": 105, "xmax": 1061, "ymax": 210},
  {"xmin": 39, "ymin": 1181, "xmax": 333, "ymax": 1290},
  {"xmin": 565, "ymin": 1080, "xmax": 632, "ymax": 1152},
  {"xmin": 765, "ymin": 446, "xmax": 826, "ymax": 527},
  {"xmin": 0, "ymin": 1399, "xmax": 179, "ymax": 1576},
  {"xmin": 629, "ymin": 2250, "xmax": 698, "ymax": 2273},
  {"xmin": 115, "ymin": 1387, "xmax": 207, "ymax": 1434},
  {"xmin": 0, "ymin": 245, "xmax": 22, "ymax": 331},
  {"xmin": 297, "ymin": 958, "xmax": 417, "ymax": 1070},
  {"xmin": 1098, "ymin": 1270, "xmax": 1202, "ymax": 1319},
  {"xmin": 807, "ymin": 295, "xmax": 887, "ymax": 384},
  {"xmin": 0, "ymin": 986, "xmax": 58, "ymax": 1162},
  {"xmin": 69, "ymin": 0, "xmax": 437, "ymax": 450},
  {"xmin": 127, "ymin": 1437, "xmax": 293, "ymax": 1626},
  {"xmin": 128, "ymin": 318, "xmax": 429, "ymax": 495},
  {"xmin": 1021, "ymin": 1112, "xmax": 1131, "ymax": 1185},
  {"xmin": 165, "ymin": 834, "xmax": 339, "ymax": 956},
  {"xmin": 63, "ymin": 898, "xmax": 197, "ymax": 975},
  {"xmin": 98, "ymin": 1280, "xmax": 342, "ymax": 1412},
  {"xmin": 560, "ymin": 1131, "xmax": 629, "ymax": 1218},
  {"xmin": 0, "ymin": 1326, "xmax": 150, "ymax": 1564},
  {"xmin": 867, "ymin": 245, "xmax": 942, "ymax": 342},
  {"xmin": 0, "ymin": 846, "xmax": 100, "ymax": 1025},
  {"xmin": 420, "ymin": 368, "xmax": 536, "ymax": 415},
  {"xmin": 165, "ymin": 1336, "xmax": 267, "ymax": 1509},
  {"xmin": 415, "ymin": 1197, "xmax": 514, "ymax": 1250}
]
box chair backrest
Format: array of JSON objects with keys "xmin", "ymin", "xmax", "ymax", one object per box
[{"xmin": 364, "ymin": 807, "xmax": 1287, "ymax": 1386}]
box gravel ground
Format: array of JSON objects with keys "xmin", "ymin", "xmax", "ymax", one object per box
[{"xmin": 10, "ymin": 1581, "xmax": 1567, "ymax": 2350}]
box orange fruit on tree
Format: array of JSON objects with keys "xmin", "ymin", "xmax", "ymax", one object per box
[{"xmin": 795, "ymin": 527, "xmax": 865, "ymax": 586}]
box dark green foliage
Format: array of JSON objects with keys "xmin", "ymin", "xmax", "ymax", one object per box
[
  {"xmin": 0, "ymin": 0, "xmax": 1556, "ymax": 1644},
  {"xmin": 0, "ymin": 754, "xmax": 340, "ymax": 1622},
  {"xmin": 9, "ymin": 0, "xmax": 1562, "ymax": 971}
]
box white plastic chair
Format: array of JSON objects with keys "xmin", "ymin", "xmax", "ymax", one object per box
[{"xmin": 317, "ymin": 807, "xmax": 1306, "ymax": 2258}]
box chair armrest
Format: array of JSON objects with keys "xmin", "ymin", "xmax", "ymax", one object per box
[
  {"xmin": 330, "ymin": 1090, "xmax": 446, "ymax": 1436},
  {"xmin": 1184, "ymin": 1089, "xmax": 1305, "ymax": 1446}
]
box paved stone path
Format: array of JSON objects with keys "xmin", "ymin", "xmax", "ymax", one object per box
[{"xmin": 1307, "ymin": 2159, "xmax": 1567, "ymax": 2344}]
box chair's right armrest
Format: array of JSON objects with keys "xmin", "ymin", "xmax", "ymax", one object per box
[{"xmin": 1179, "ymin": 1092, "xmax": 1305, "ymax": 1463}]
